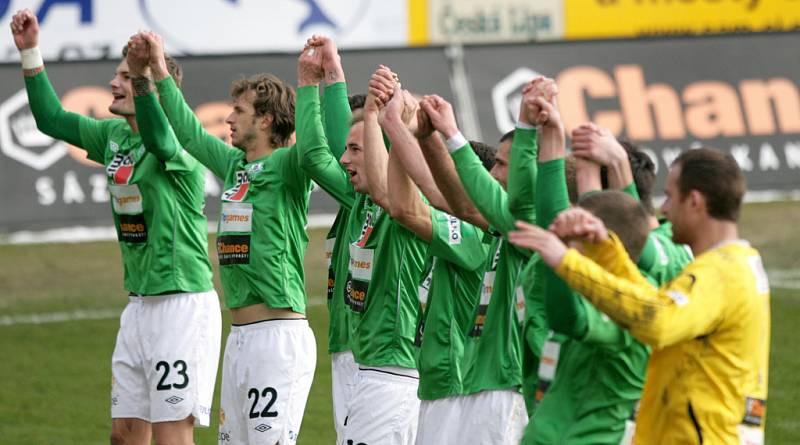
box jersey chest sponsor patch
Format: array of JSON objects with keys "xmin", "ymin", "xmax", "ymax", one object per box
[
  {"xmin": 536, "ymin": 332, "xmax": 562, "ymax": 402},
  {"xmin": 470, "ymin": 239, "xmax": 503, "ymax": 337},
  {"xmin": 106, "ymin": 152, "xmax": 136, "ymax": 185},
  {"xmin": 118, "ymin": 214, "xmax": 148, "ymax": 243},
  {"xmin": 219, "ymin": 202, "xmax": 253, "ymax": 233},
  {"xmin": 217, "ymin": 234, "xmax": 250, "ymax": 265},
  {"xmin": 415, "ymin": 260, "xmax": 437, "ymax": 346},
  {"xmin": 345, "ymin": 245, "xmax": 374, "ymax": 313},
  {"xmin": 515, "ymin": 285, "xmax": 525, "ymax": 324},
  {"xmin": 221, "ymin": 170, "xmax": 251, "ymax": 202},
  {"xmin": 108, "ymin": 184, "xmax": 143, "ymax": 215},
  {"xmin": 325, "ymin": 237, "xmax": 336, "ymax": 301},
  {"xmin": 355, "ymin": 206, "xmax": 380, "ymax": 248}
]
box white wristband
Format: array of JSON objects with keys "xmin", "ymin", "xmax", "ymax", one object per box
[
  {"xmin": 20, "ymin": 46, "xmax": 44, "ymax": 70},
  {"xmin": 516, "ymin": 120, "xmax": 536, "ymax": 130},
  {"xmin": 445, "ymin": 132, "xmax": 468, "ymax": 153}
]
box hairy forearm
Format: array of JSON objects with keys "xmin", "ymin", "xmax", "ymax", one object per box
[
  {"xmin": 132, "ymin": 76, "xmax": 154, "ymax": 97},
  {"xmin": 383, "ymin": 118, "xmax": 450, "ymax": 212}
]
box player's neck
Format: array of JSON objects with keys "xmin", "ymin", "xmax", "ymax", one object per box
[
  {"xmin": 245, "ymin": 141, "xmax": 275, "ymax": 162},
  {"xmin": 690, "ymin": 219, "xmax": 739, "ymax": 256},
  {"xmin": 125, "ymin": 115, "xmax": 139, "ymax": 134}
]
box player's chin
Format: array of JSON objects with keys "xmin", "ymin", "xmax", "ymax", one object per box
[{"xmin": 108, "ymin": 102, "xmax": 135, "ymax": 117}]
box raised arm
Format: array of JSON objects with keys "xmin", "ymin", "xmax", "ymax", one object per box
[
  {"xmin": 571, "ymin": 123, "xmax": 635, "ymax": 196},
  {"xmin": 361, "ymin": 66, "xmax": 397, "ymax": 210},
  {"xmin": 380, "ymin": 86, "xmax": 432, "ymax": 241},
  {"xmin": 12, "ymin": 9, "xmax": 100, "ymax": 158},
  {"xmin": 309, "ymin": 35, "xmax": 350, "ymax": 161},
  {"xmin": 423, "ymin": 95, "xmax": 516, "ymax": 234},
  {"xmin": 142, "ymin": 32, "xmax": 232, "ymax": 178},
  {"xmin": 127, "ymin": 33, "xmax": 181, "ymax": 163},
  {"xmin": 416, "ymin": 102, "xmax": 488, "ymax": 231},
  {"xmin": 293, "ymin": 37, "xmax": 354, "ymax": 208}
]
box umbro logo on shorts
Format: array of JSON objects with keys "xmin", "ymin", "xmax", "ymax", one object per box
[
  {"xmin": 165, "ymin": 396, "xmax": 184, "ymax": 404},
  {"xmin": 254, "ymin": 423, "xmax": 272, "ymax": 433}
]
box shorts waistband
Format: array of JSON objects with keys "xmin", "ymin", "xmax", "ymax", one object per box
[
  {"xmin": 358, "ymin": 365, "xmax": 419, "ymax": 380},
  {"xmin": 128, "ymin": 289, "xmax": 217, "ymax": 303},
  {"xmin": 230, "ymin": 318, "xmax": 309, "ymax": 331}
]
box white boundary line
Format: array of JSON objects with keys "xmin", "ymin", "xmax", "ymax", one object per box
[
  {"xmin": 2, "ymin": 213, "xmax": 338, "ymax": 245},
  {"xmin": 0, "ymin": 298, "xmax": 328, "ymax": 327}
]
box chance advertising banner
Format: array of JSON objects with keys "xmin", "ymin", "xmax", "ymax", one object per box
[{"xmin": 465, "ymin": 32, "xmax": 800, "ymax": 198}]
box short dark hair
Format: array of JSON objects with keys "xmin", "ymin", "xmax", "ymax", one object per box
[
  {"xmin": 673, "ymin": 148, "xmax": 745, "ymax": 221},
  {"xmin": 121, "ymin": 45, "xmax": 183, "ymax": 88},
  {"xmin": 469, "ymin": 140, "xmax": 497, "ymax": 172},
  {"xmin": 578, "ymin": 190, "xmax": 650, "ymax": 262},
  {"xmin": 500, "ymin": 129, "xmax": 515, "ymax": 144},
  {"xmin": 599, "ymin": 140, "xmax": 656, "ymax": 215},
  {"xmin": 348, "ymin": 94, "xmax": 366, "ymax": 111},
  {"xmin": 230, "ymin": 74, "xmax": 296, "ymax": 148}
]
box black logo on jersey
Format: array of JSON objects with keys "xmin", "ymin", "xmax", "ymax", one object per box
[
  {"xmin": 217, "ymin": 235, "xmax": 251, "ymax": 265},
  {"xmin": 118, "ymin": 214, "xmax": 148, "ymax": 243},
  {"xmin": 327, "ymin": 267, "xmax": 336, "ymax": 300},
  {"xmin": 106, "ymin": 153, "xmax": 135, "ymax": 184},
  {"xmin": 221, "ymin": 171, "xmax": 251, "ymax": 202},
  {"xmin": 345, "ymin": 274, "xmax": 368, "ymax": 313},
  {"xmin": 469, "ymin": 304, "xmax": 488, "ymax": 337},
  {"xmin": 414, "ymin": 317, "xmax": 425, "ymax": 347}
]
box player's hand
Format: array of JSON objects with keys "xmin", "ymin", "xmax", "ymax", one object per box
[
  {"xmin": 418, "ymin": 94, "xmax": 459, "ymax": 139},
  {"xmin": 140, "ymin": 31, "xmax": 169, "ymax": 81},
  {"xmin": 571, "ymin": 123, "xmax": 626, "ymax": 166},
  {"xmin": 415, "ymin": 102, "xmax": 435, "ymax": 139},
  {"xmin": 379, "ymin": 84, "xmax": 404, "ymax": 126},
  {"xmin": 521, "ymin": 77, "xmax": 560, "ymax": 129},
  {"xmin": 10, "ymin": 9, "xmax": 39, "ymax": 50},
  {"xmin": 549, "ymin": 207, "xmax": 609, "ymax": 244},
  {"xmin": 306, "ymin": 34, "xmax": 344, "ymax": 83},
  {"xmin": 401, "ymin": 90, "xmax": 419, "ymax": 133},
  {"xmin": 366, "ymin": 65, "xmax": 397, "ymax": 114},
  {"xmin": 297, "ymin": 41, "xmax": 324, "ymax": 86},
  {"xmin": 126, "ymin": 33, "xmax": 151, "ymax": 77},
  {"xmin": 508, "ymin": 221, "xmax": 568, "ymax": 268}
]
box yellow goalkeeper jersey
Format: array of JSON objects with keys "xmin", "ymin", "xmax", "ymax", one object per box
[{"xmin": 556, "ymin": 236, "xmax": 770, "ymax": 445}]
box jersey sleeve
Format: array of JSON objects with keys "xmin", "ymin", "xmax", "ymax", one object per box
[
  {"xmin": 322, "ymin": 82, "xmax": 351, "ymax": 161},
  {"xmin": 155, "ymin": 76, "xmax": 234, "ymax": 179},
  {"xmin": 25, "ymin": 70, "xmax": 105, "ymax": 163},
  {"xmin": 621, "ymin": 181, "xmax": 640, "ymax": 200},
  {"xmin": 507, "ymin": 127, "xmax": 538, "ymax": 224},
  {"xmin": 295, "ymin": 85, "xmax": 354, "ymax": 209},
  {"xmin": 429, "ymin": 208, "xmax": 487, "ymax": 271},
  {"xmin": 555, "ymin": 236, "xmax": 726, "ymax": 349},
  {"xmin": 451, "ymin": 142, "xmax": 515, "ymax": 235},
  {"xmin": 133, "ymin": 92, "xmax": 196, "ymax": 172}
]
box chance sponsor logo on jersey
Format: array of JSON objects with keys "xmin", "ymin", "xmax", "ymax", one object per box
[
  {"xmin": 221, "ymin": 170, "xmax": 251, "ymax": 202},
  {"xmin": 217, "ymin": 234, "xmax": 251, "ymax": 265},
  {"xmin": 470, "ymin": 239, "xmax": 503, "ymax": 337},
  {"xmin": 118, "ymin": 214, "xmax": 148, "ymax": 243},
  {"xmin": 106, "ymin": 152, "xmax": 135, "ymax": 184},
  {"xmin": 219, "ymin": 202, "xmax": 253, "ymax": 233}
]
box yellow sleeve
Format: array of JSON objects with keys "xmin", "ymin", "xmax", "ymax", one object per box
[{"xmin": 556, "ymin": 237, "xmax": 725, "ymax": 349}]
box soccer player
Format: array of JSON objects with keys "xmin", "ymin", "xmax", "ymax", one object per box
[
  {"xmin": 377, "ymin": 87, "xmax": 494, "ymax": 444},
  {"xmin": 510, "ymin": 148, "xmax": 771, "ymax": 445},
  {"xmin": 126, "ymin": 31, "xmax": 335, "ymax": 444},
  {"xmin": 11, "ymin": 11, "xmax": 220, "ymax": 445},
  {"xmin": 417, "ymin": 85, "xmax": 543, "ymax": 443},
  {"xmin": 297, "ymin": 35, "xmax": 361, "ymax": 440}
]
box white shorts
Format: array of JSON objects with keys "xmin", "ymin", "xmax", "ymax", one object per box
[
  {"xmin": 218, "ymin": 318, "xmax": 316, "ymax": 445},
  {"xmin": 111, "ymin": 290, "xmax": 221, "ymax": 426},
  {"xmin": 458, "ymin": 390, "xmax": 527, "ymax": 445},
  {"xmin": 415, "ymin": 396, "xmax": 464, "ymax": 445},
  {"xmin": 342, "ymin": 365, "xmax": 421, "ymax": 445},
  {"xmin": 331, "ymin": 350, "xmax": 358, "ymax": 441}
]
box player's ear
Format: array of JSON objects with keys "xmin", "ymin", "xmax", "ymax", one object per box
[
  {"xmin": 687, "ymin": 189, "xmax": 705, "ymax": 213},
  {"xmin": 259, "ymin": 113, "xmax": 274, "ymax": 131}
]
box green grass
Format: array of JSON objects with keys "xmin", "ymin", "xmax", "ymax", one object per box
[{"xmin": 0, "ymin": 201, "xmax": 798, "ymax": 444}]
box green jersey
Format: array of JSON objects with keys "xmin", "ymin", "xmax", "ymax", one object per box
[
  {"xmin": 149, "ymin": 78, "xmax": 332, "ymax": 312},
  {"xmin": 25, "ymin": 70, "xmax": 213, "ymax": 296},
  {"xmin": 449, "ymin": 129, "xmax": 537, "ymax": 395},
  {"xmin": 638, "ymin": 220, "xmax": 693, "ymax": 284},
  {"xmin": 520, "ymin": 158, "xmax": 651, "ymax": 445},
  {"xmin": 416, "ymin": 209, "xmax": 487, "ymax": 400},
  {"xmin": 343, "ymin": 194, "xmax": 428, "ymax": 369}
]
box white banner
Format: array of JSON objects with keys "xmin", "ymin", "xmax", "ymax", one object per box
[{"xmin": 0, "ymin": 0, "xmax": 408, "ymax": 62}]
